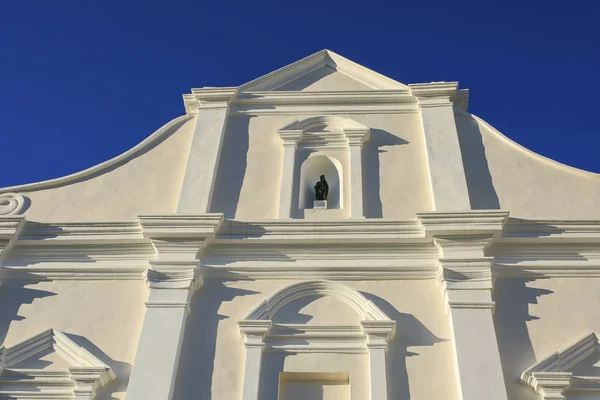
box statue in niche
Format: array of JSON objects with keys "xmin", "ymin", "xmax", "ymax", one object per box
[{"xmin": 314, "ymin": 175, "xmax": 329, "ymax": 201}]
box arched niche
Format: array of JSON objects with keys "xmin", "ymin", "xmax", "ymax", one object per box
[
  {"xmin": 299, "ymin": 155, "xmax": 343, "ymax": 210},
  {"xmin": 277, "ymin": 116, "xmax": 370, "ymax": 219}
]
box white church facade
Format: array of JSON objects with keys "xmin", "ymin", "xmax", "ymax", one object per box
[{"xmin": 0, "ymin": 50, "xmax": 599, "ymax": 400}]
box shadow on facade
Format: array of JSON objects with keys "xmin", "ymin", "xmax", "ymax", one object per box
[
  {"xmin": 210, "ymin": 115, "xmax": 253, "ymax": 219},
  {"xmin": 455, "ymin": 111, "xmax": 501, "ymax": 210},
  {"xmin": 494, "ymin": 277, "xmax": 553, "ymax": 400},
  {"xmin": 172, "ymin": 279, "xmax": 258, "ymax": 399},
  {"xmin": 361, "ymin": 292, "xmax": 448, "ymax": 400},
  {"xmin": 363, "ymin": 129, "xmax": 408, "ymax": 218},
  {"xmin": 0, "ymin": 278, "xmax": 55, "ymax": 345}
]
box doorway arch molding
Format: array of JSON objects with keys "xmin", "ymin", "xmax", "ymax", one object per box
[{"xmin": 238, "ymin": 280, "xmax": 395, "ymax": 400}]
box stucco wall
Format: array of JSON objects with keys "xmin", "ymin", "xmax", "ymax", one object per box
[
  {"xmin": 494, "ymin": 277, "xmax": 600, "ymax": 400},
  {"xmin": 275, "ymin": 67, "xmax": 374, "ymax": 92},
  {"xmin": 210, "ymin": 112, "xmax": 432, "ymax": 219},
  {"xmin": 0, "ymin": 279, "xmax": 148, "ymax": 399},
  {"xmin": 456, "ymin": 112, "xmax": 600, "ymax": 218},
  {"xmin": 7, "ymin": 117, "xmax": 195, "ymax": 222},
  {"xmin": 174, "ymin": 279, "xmax": 457, "ymax": 400}
]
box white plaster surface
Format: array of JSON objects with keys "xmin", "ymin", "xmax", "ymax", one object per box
[
  {"xmin": 174, "ymin": 279, "xmax": 457, "ymax": 400},
  {"xmin": 4, "ymin": 117, "xmax": 195, "ymax": 221},
  {"xmin": 178, "ymin": 107, "xmax": 230, "ymax": 213},
  {"xmin": 0, "ymin": 280, "xmax": 147, "ymax": 399},
  {"xmin": 419, "ymin": 104, "xmax": 470, "ymax": 211},
  {"xmin": 275, "ymin": 66, "xmax": 374, "ymax": 92},
  {"xmin": 494, "ymin": 277, "xmax": 600, "ymax": 400},
  {"xmin": 210, "ymin": 113, "xmax": 432, "ymax": 219},
  {"xmin": 279, "ymin": 378, "xmax": 350, "ymax": 400},
  {"xmin": 456, "ymin": 112, "xmax": 600, "ymax": 218}
]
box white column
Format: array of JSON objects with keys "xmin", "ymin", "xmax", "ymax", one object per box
[
  {"xmin": 349, "ymin": 144, "xmax": 364, "ymax": 218},
  {"xmin": 437, "ymin": 237, "xmax": 508, "ymax": 400},
  {"xmin": 362, "ymin": 320, "xmax": 395, "ymax": 400},
  {"xmin": 177, "ymin": 88, "xmax": 236, "ymax": 213},
  {"xmin": 126, "ymin": 263, "xmax": 202, "ymax": 400},
  {"xmin": 419, "ymin": 211, "xmax": 509, "ymax": 400},
  {"xmin": 128, "ymin": 215, "xmax": 223, "ymax": 400},
  {"xmin": 410, "ymin": 83, "xmax": 470, "ymax": 211},
  {"xmin": 239, "ymin": 321, "xmax": 271, "ymax": 400},
  {"xmin": 277, "ymin": 130, "xmax": 302, "ymax": 218},
  {"xmin": 346, "ymin": 129, "xmax": 369, "ymax": 218}
]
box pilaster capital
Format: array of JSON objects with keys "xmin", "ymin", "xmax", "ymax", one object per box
[
  {"xmin": 418, "ymin": 211, "xmax": 509, "ymax": 312},
  {"xmin": 408, "ymin": 82, "xmax": 468, "ymax": 110},
  {"xmin": 139, "ymin": 214, "xmax": 224, "ymax": 308},
  {"xmin": 183, "ymin": 87, "xmax": 237, "ymax": 115},
  {"xmin": 238, "ymin": 320, "xmax": 272, "ymax": 349},
  {"xmin": 361, "ymin": 320, "xmax": 395, "ymax": 350},
  {"xmin": 345, "ymin": 127, "xmax": 370, "ymax": 147},
  {"xmin": 0, "ymin": 215, "xmax": 26, "ymax": 266},
  {"xmin": 278, "ymin": 129, "xmax": 303, "ymax": 148}
]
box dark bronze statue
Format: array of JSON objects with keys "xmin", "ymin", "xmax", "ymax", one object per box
[{"xmin": 314, "ymin": 175, "xmax": 329, "ymax": 201}]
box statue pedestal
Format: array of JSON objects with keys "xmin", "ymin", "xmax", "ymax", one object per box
[{"xmin": 314, "ymin": 200, "xmax": 327, "ymax": 209}]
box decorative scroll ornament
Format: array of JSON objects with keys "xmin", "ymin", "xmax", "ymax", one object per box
[{"xmin": 0, "ymin": 193, "xmax": 26, "ymax": 216}]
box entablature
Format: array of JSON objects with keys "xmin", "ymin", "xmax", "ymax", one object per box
[{"xmin": 4, "ymin": 213, "xmax": 600, "ymax": 280}]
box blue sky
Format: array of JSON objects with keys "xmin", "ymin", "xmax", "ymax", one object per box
[{"xmin": 1, "ymin": 1, "xmax": 599, "ymax": 187}]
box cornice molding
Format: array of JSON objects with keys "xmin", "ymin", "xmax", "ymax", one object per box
[
  {"xmin": 231, "ymin": 90, "xmax": 418, "ymax": 115},
  {"xmin": 8, "ymin": 216, "xmax": 600, "ymax": 281},
  {"xmin": 138, "ymin": 214, "xmax": 224, "ymax": 240},
  {"xmin": 418, "ymin": 211, "xmax": 509, "ymax": 238}
]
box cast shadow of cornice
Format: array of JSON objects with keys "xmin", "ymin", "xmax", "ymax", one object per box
[
  {"xmin": 361, "ymin": 291, "xmax": 448, "ymax": 400},
  {"xmin": 172, "ymin": 279, "xmax": 259, "ymax": 400},
  {"xmin": 0, "ymin": 277, "xmax": 56, "ymax": 346},
  {"xmin": 493, "ymin": 276, "xmax": 553, "ymax": 400},
  {"xmin": 363, "ymin": 129, "xmax": 408, "ymax": 218}
]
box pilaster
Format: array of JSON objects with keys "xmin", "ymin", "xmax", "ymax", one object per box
[
  {"xmin": 177, "ymin": 88, "xmax": 237, "ymax": 213},
  {"xmin": 346, "ymin": 129, "xmax": 369, "ymax": 218},
  {"xmin": 277, "ymin": 129, "xmax": 303, "ymax": 218},
  {"xmin": 238, "ymin": 320, "xmax": 272, "ymax": 400},
  {"xmin": 418, "ymin": 211, "xmax": 509, "ymax": 400},
  {"xmin": 362, "ymin": 320, "xmax": 395, "ymax": 400},
  {"xmin": 127, "ymin": 214, "xmax": 223, "ymax": 400},
  {"xmin": 410, "ymin": 83, "xmax": 470, "ymax": 211}
]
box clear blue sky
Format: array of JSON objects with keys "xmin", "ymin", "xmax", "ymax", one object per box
[{"xmin": 1, "ymin": 1, "xmax": 599, "ymax": 187}]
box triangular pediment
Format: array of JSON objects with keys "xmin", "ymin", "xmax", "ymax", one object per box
[
  {"xmin": 0, "ymin": 329, "xmax": 115, "ymax": 399},
  {"xmin": 521, "ymin": 332, "xmax": 600, "ymax": 398},
  {"xmin": 239, "ymin": 49, "xmax": 407, "ymax": 92}
]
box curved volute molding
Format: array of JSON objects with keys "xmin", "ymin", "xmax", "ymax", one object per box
[{"xmin": 0, "ymin": 193, "xmax": 26, "ymax": 216}]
